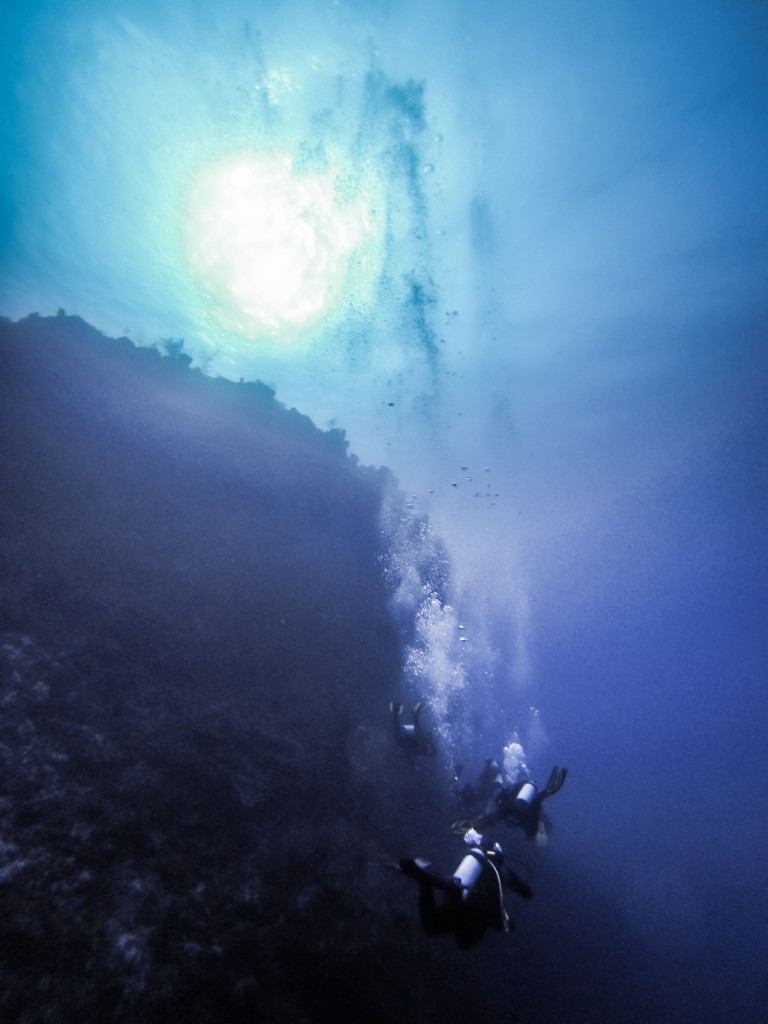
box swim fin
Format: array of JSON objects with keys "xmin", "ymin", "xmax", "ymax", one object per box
[{"xmin": 541, "ymin": 766, "xmax": 568, "ymax": 799}]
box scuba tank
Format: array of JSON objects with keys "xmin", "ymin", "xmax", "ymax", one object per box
[
  {"xmin": 453, "ymin": 848, "xmax": 486, "ymax": 901},
  {"xmin": 514, "ymin": 781, "xmax": 538, "ymax": 812},
  {"xmin": 453, "ymin": 831, "xmax": 487, "ymax": 901}
]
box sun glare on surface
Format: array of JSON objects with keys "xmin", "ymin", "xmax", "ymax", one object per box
[{"xmin": 183, "ymin": 154, "xmax": 383, "ymax": 345}]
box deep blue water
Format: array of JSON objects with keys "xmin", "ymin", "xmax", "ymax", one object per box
[{"xmin": 2, "ymin": 1, "xmax": 768, "ymax": 1021}]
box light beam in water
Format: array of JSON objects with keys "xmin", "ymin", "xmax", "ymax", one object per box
[{"xmin": 182, "ymin": 153, "xmax": 384, "ymax": 345}]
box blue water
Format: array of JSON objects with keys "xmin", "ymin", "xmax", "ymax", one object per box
[{"xmin": 2, "ymin": 1, "xmax": 768, "ymax": 1020}]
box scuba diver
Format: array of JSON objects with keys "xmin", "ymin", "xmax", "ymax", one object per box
[
  {"xmin": 390, "ymin": 700, "xmax": 437, "ymax": 759},
  {"xmin": 452, "ymin": 763, "xmax": 568, "ymax": 844},
  {"xmin": 396, "ymin": 829, "xmax": 532, "ymax": 949}
]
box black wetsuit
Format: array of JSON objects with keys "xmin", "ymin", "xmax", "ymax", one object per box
[{"xmin": 400, "ymin": 853, "xmax": 531, "ymax": 949}]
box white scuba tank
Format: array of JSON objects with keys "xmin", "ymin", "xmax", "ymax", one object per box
[
  {"xmin": 453, "ymin": 849, "xmax": 485, "ymax": 901},
  {"xmin": 514, "ymin": 781, "xmax": 538, "ymax": 811}
]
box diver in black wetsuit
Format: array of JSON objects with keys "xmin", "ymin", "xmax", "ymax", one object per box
[
  {"xmin": 452, "ymin": 764, "xmax": 568, "ymax": 843},
  {"xmin": 492, "ymin": 766, "xmax": 568, "ymax": 838},
  {"xmin": 397, "ymin": 830, "xmax": 532, "ymax": 949},
  {"xmin": 390, "ymin": 700, "xmax": 437, "ymax": 758}
]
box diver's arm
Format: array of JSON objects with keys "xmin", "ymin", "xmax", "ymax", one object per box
[{"xmin": 450, "ymin": 814, "xmax": 495, "ymax": 835}]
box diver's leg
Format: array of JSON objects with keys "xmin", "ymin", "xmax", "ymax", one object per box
[
  {"xmin": 390, "ymin": 701, "xmax": 403, "ymax": 744},
  {"xmin": 419, "ymin": 883, "xmax": 454, "ymax": 936}
]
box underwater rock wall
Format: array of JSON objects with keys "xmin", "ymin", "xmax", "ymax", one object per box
[{"xmin": 0, "ymin": 313, "xmax": 479, "ymax": 1023}]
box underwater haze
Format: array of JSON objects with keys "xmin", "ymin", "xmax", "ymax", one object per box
[{"xmin": 2, "ymin": 0, "xmax": 768, "ymax": 1021}]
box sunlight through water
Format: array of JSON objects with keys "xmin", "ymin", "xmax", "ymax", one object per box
[{"xmin": 183, "ymin": 152, "xmax": 385, "ymax": 344}]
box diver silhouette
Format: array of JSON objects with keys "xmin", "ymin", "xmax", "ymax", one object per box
[
  {"xmin": 396, "ymin": 830, "xmax": 532, "ymax": 949},
  {"xmin": 390, "ymin": 700, "xmax": 437, "ymax": 758},
  {"xmin": 452, "ymin": 763, "xmax": 568, "ymax": 844}
]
